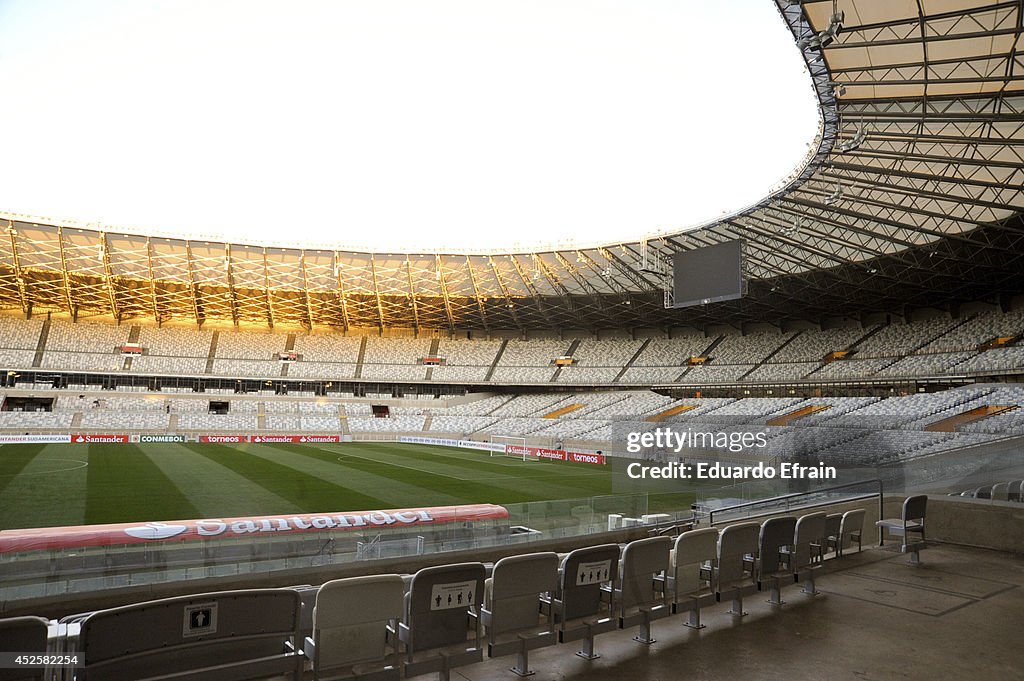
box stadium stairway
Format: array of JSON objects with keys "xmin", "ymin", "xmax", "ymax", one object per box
[
  {"xmin": 738, "ymin": 331, "xmax": 803, "ymax": 381},
  {"xmin": 543, "ymin": 403, "xmax": 584, "ymax": 419},
  {"xmin": 422, "ymin": 412, "xmax": 433, "ymax": 431},
  {"xmin": 31, "ymin": 317, "xmax": 50, "ymax": 368},
  {"xmin": 205, "ymin": 331, "xmax": 218, "ymax": 374},
  {"xmin": 675, "ymin": 334, "xmax": 723, "ymax": 382},
  {"xmin": 924, "ymin": 405, "xmax": 1019, "ymax": 432},
  {"xmin": 646, "ymin": 404, "xmax": 695, "ymax": 422},
  {"xmin": 803, "ymin": 324, "xmax": 884, "ymax": 379},
  {"xmin": 354, "ymin": 337, "xmax": 367, "ymax": 379},
  {"xmin": 484, "ymin": 339, "xmax": 509, "ymax": 382},
  {"xmin": 339, "ymin": 404, "xmax": 351, "ymax": 436},
  {"xmin": 613, "ymin": 338, "xmax": 651, "ymax": 383},
  {"xmin": 872, "ymin": 314, "xmax": 981, "ymax": 375},
  {"xmin": 550, "ymin": 338, "xmax": 581, "ymax": 382},
  {"xmin": 767, "ymin": 404, "xmax": 831, "ymax": 426}
]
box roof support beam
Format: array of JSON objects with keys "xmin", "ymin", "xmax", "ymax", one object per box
[
  {"xmin": 224, "ymin": 244, "xmax": 239, "ymax": 327},
  {"xmin": 435, "ymin": 255, "xmax": 455, "ymax": 333},
  {"xmin": 145, "ymin": 237, "xmax": 160, "ymax": 323},
  {"xmin": 99, "ymin": 232, "xmax": 120, "ymax": 322},
  {"xmin": 465, "ymin": 256, "xmax": 490, "ymax": 332},
  {"xmin": 184, "ymin": 240, "xmax": 202, "ymax": 324},
  {"xmin": 55, "ymin": 226, "xmax": 75, "ymax": 315},
  {"xmin": 299, "ymin": 251, "xmax": 315, "ymax": 329},
  {"xmin": 334, "ymin": 253, "xmax": 351, "ymax": 333},
  {"xmin": 7, "ymin": 225, "xmax": 29, "ymax": 314},
  {"xmin": 369, "ymin": 253, "xmax": 385, "ymax": 331}
]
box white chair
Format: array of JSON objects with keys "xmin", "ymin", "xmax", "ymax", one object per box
[
  {"xmin": 546, "ymin": 544, "xmax": 620, "ymax": 660},
  {"xmin": 991, "ymin": 482, "xmax": 1010, "ymax": 501},
  {"xmin": 613, "ymin": 536, "xmax": 671, "ymax": 645},
  {"xmin": 479, "ymin": 552, "xmax": 559, "ymax": 676},
  {"xmin": 757, "ymin": 516, "xmax": 796, "ymax": 606},
  {"xmin": 792, "ymin": 512, "xmax": 827, "ymax": 595},
  {"xmin": 877, "ymin": 495, "xmax": 928, "ymax": 565},
  {"xmin": 665, "ymin": 527, "xmax": 719, "ymax": 629},
  {"xmin": 714, "ymin": 522, "xmax": 760, "ymax": 617},
  {"xmin": 303, "ymin": 575, "xmax": 405, "ymax": 681},
  {"xmin": 831, "ymin": 509, "xmax": 865, "ymax": 557},
  {"xmin": 395, "ymin": 562, "xmax": 485, "ymax": 681}
]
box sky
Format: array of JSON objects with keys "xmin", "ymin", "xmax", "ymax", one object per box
[{"xmin": 0, "ymin": 0, "xmax": 820, "ymax": 252}]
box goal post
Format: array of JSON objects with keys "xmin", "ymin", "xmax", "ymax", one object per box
[{"xmin": 488, "ymin": 434, "xmax": 528, "ymax": 460}]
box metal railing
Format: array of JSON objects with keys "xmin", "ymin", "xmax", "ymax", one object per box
[{"xmin": 704, "ymin": 478, "xmax": 883, "ymax": 547}]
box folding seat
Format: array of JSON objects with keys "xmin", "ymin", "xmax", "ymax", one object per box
[
  {"xmin": 478, "ymin": 552, "xmax": 559, "ymax": 676},
  {"xmin": 394, "ymin": 562, "xmax": 485, "ymax": 681},
  {"xmin": 543, "ymin": 544, "xmax": 620, "ymax": 659},
  {"xmin": 714, "ymin": 522, "xmax": 760, "ymax": 617},
  {"xmin": 664, "ymin": 527, "xmax": 719, "ymax": 629},
  {"xmin": 0, "ymin": 616, "xmax": 49, "ymax": 681},
  {"xmin": 791, "ymin": 512, "xmax": 827, "ymax": 595},
  {"xmin": 876, "ymin": 495, "xmax": 928, "ymax": 565},
  {"xmin": 612, "ymin": 536, "xmax": 671, "ymax": 644},
  {"xmin": 834, "ymin": 509, "xmax": 865, "ymax": 557},
  {"xmin": 756, "ymin": 517, "xmax": 796, "ymax": 606},
  {"xmin": 303, "ymin": 575, "xmax": 404, "ymax": 681},
  {"xmin": 823, "ymin": 513, "xmax": 843, "ymax": 558}
]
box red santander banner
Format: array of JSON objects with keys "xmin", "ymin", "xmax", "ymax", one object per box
[
  {"xmin": 251, "ymin": 434, "xmax": 341, "ymax": 443},
  {"xmin": 0, "ymin": 503, "xmax": 510, "ymax": 554},
  {"xmin": 506, "ymin": 444, "xmax": 604, "ymax": 465},
  {"xmin": 72, "ymin": 434, "xmax": 129, "ymax": 444}
]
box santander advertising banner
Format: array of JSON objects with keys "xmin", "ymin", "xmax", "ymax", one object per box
[
  {"xmin": 72, "ymin": 434, "xmax": 129, "ymax": 444},
  {"xmin": 507, "ymin": 444, "xmax": 605, "ymax": 465},
  {"xmin": 0, "ymin": 503, "xmax": 510, "ymax": 554}
]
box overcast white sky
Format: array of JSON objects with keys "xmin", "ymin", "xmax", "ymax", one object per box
[{"xmin": 0, "ymin": 0, "xmax": 819, "ymax": 252}]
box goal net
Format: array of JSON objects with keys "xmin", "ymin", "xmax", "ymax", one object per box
[{"xmin": 488, "ymin": 434, "xmax": 531, "ymax": 461}]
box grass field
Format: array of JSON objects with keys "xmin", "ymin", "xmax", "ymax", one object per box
[{"xmin": 0, "ymin": 441, "xmax": 670, "ymax": 531}]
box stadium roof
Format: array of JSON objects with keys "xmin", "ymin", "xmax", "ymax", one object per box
[{"xmin": 2, "ymin": 0, "xmax": 1023, "ymax": 331}]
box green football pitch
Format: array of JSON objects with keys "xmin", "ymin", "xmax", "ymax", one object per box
[{"xmin": 0, "ymin": 441, "xmax": 693, "ymax": 531}]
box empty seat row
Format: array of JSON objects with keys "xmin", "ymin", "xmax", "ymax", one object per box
[{"xmin": 0, "ymin": 504, "xmax": 886, "ymax": 681}]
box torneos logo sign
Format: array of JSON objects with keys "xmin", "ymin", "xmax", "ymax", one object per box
[{"xmin": 569, "ymin": 452, "xmax": 603, "ymax": 464}]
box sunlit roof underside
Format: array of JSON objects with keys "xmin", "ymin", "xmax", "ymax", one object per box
[{"xmin": 0, "ymin": 0, "xmax": 1022, "ymax": 331}]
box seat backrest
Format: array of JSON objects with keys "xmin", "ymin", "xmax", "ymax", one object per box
[
  {"xmin": 824, "ymin": 513, "xmax": 842, "ymax": 539},
  {"xmin": 991, "ymin": 482, "xmax": 1010, "ymax": 501},
  {"xmin": 672, "ymin": 528, "xmax": 719, "ymax": 596},
  {"xmin": 0, "ymin": 616, "xmax": 48, "ymax": 681},
  {"xmin": 792, "ymin": 512, "xmax": 827, "ymax": 569},
  {"xmin": 407, "ymin": 562, "xmax": 485, "ymax": 652},
  {"xmin": 902, "ymin": 495, "xmax": 928, "ymax": 523},
  {"xmin": 840, "ymin": 509, "xmax": 865, "ymax": 549},
  {"xmin": 619, "ymin": 536, "xmax": 671, "ymax": 611},
  {"xmin": 313, "ymin": 575, "xmax": 405, "ymax": 670},
  {"xmin": 79, "ymin": 588, "xmax": 301, "ymax": 680},
  {"xmin": 487, "ymin": 552, "xmax": 559, "ymax": 637},
  {"xmin": 716, "ymin": 522, "xmax": 760, "ymax": 587},
  {"xmin": 758, "ymin": 517, "xmax": 796, "ymax": 575},
  {"xmin": 558, "ymin": 544, "xmax": 620, "ymax": 621}
]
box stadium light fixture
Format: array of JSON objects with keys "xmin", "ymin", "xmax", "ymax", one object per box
[{"xmin": 838, "ymin": 123, "xmax": 867, "ymax": 153}]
